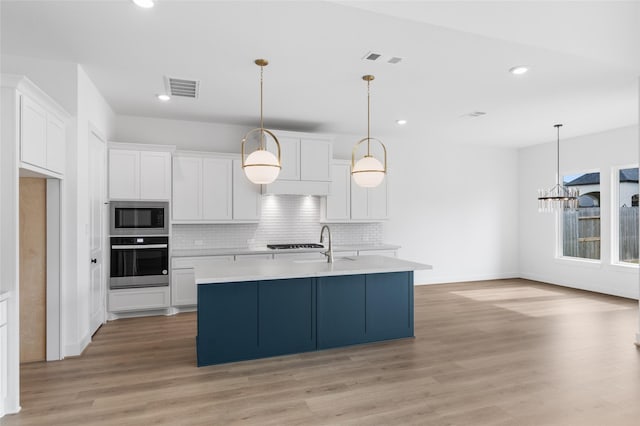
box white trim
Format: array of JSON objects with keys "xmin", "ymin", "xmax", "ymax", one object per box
[
  {"xmin": 554, "ymin": 256, "xmax": 602, "ymax": 268},
  {"xmin": 109, "ymin": 141, "xmax": 176, "ymax": 152},
  {"xmin": 64, "ymin": 330, "xmax": 91, "ymax": 358},
  {"xmin": 520, "ymin": 271, "xmax": 638, "ymax": 300},
  {"xmin": 46, "ymin": 179, "xmax": 62, "ymax": 361},
  {"xmin": 416, "ymin": 272, "xmax": 520, "ymax": 285}
]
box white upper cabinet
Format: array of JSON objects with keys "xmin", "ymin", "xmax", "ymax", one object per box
[
  {"xmin": 20, "ymin": 96, "xmax": 47, "ymax": 169},
  {"xmin": 108, "ymin": 146, "xmax": 171, "ymax": 201},
  {"xmin": 140, "ymin": 151, "xmax": 172, "ymax": 200},
  {"xmin": 109, "ymin": 150, "xmax": 140, "ymax": 199},
  {"xmin": 172, "ymin": 155, "xmax": 202, "ymax": 220},
  {"xmin": 232, "ymin": 159, "xmax": 261, "ymax": 221},
  {"xmin": 300, "ymin": 138, "xmax": 332, "ymax": 182},
  {"xmin": 263, "ymin": 131, "xmax": 333, "ymax": 195},
  {"xmin": 322, "ymin": 159, "xmax": 388, "ymax": 222},
  {"xmin": 172, "ymin": 153, "xmax": 261, "ymax": 223},
  {"xmin": 7, "ymin": 76, "xmax": 70, "ymax": 176},
  {"xmin": 202, "ymin": 157, "xmax": 232, "ymax": 221},
  {"xmin": 323, "ymin": 162, "xmax": 351, "ymax": 221},
  {"xmin": 277, "ymin": 137, "xmax": 301, "ymax": 180}
]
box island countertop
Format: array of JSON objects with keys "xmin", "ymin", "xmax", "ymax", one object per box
[{"xmin": 195, "ymin": 255, "xmax": 431, "ymax": 284}]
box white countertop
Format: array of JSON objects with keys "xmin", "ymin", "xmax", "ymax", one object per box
[
  {"xmin": 195, "ymin": 255, "xmax": 431, "ymax": 284},
  {"xmin": 172, "ymin": 243, "xmax": 401, "ymax": 258}
]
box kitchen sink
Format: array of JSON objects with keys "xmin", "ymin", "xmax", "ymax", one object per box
[{"xmin": 292, "ymin": 257, "xmax": 357, "ymax": 264}]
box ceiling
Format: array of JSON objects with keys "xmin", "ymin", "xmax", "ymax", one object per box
[{"xmin": 1, "ymin": 1, "xmax": 639, "ymax": 148}]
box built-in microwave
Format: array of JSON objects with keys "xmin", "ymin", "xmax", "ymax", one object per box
[{"xmin": 109, "ymin": 201, "xmax": 169, "ymax": 236}]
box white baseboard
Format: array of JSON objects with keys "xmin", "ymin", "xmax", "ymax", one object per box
[
  {"xmin": 64, "ymin": 331, "xmax": 91, "ymax": 357},
  {"xmin": 107, "ymin": 308, "xmax": 172, "ymax": 321},
  {"xmin": 415, "ymin": 272, "xmax": 520, "ymax": 286},
  {"xmin": 519, "ymin": 271, "xmax": 638, "ymax": 300}
]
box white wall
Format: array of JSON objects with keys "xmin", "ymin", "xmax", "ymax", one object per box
[
  {"xmin": 0, "ymin": 54, "xmax": 78, "ymax": 114},
  {"xmin": 519, "ymin": 125, "xmax": 639, "ymax": 299},
  {"xmin": 115, "ymin": 115, "xmax": 521, "ymax": 285},
  {"xmin": 64, "ymin": 65, "xmax": 115, "ymax": 356}
]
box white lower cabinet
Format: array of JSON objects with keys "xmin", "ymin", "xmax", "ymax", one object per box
[
  {"xmin": 108, "ymin": 287, "xmax": 170, "ymax": 313},
  {"xmin": 171, "ymin": 256, "xmax": 234, "ymax": 306}
]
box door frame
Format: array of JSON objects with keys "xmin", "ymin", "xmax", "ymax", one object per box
[
  {"xmin": 89, "ymin": 124, "xmax": 108, "ymax": 333},
  {"xmin": 46, "ymin": 178, "xmax": 63, "ymax": 361}
]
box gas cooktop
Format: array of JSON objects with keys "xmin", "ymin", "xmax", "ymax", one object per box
[{"xmin": 267, "ymin": 243, "xmax": 324, "ymax": 250}]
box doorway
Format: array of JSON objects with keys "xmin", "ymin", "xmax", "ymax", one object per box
[{"xmin": 19, "ymin": 178, "xmax": 47, "ymax": 363}]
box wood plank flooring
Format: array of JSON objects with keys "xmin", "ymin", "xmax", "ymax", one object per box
[{"xmin": 5, "ymin": 279, "xmax": 640, "ymax": 425}]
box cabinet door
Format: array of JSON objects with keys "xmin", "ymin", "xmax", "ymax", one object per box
[
  {"xmin": 202, "ymin": 158, "xmax": 232, "ymax": 220},
  {"xmin": 317, "ymin": 274, "xmax": 366, "ymax": 349},
  {"xmin": 276, "ymin": 136, "xmax": 300, "ymax": 180},
  {"xmin": 109, "ymin": 150, "xmax": 140, "ymax": 200},
  {"xmin": 172, "ymin": 156, "xmax": 202, "ymax": 220},
  {"xmin": 197, "ymin": 282, "xmax": 259, "ymax": 366},
  {"xmin": 140, "ymin": 151, "xmax": 171, "ymax": 200},
  {"xmin": 258, "ymin": 278, "xmax": 315, "ymax": 357},
  {"xmin": 325, "ymin": 162, "xmax": 350, "ymax": 220},
  {"xmin": 300, "ymin": 138, "xmax": 332, "ymax": 181},
  {"xmin": 20, "ymin": 96, "xmax": 47, "ymax": 169},
  {"xmin": 350, "ymin": 179, "xmax": 368, "ymax": 220},
  {"xmin": 171, "ymin": 268, "xmax": 196, "ymax": 306},
  {"xmin": 368, "ymin": 177, "xmax": 388, "ymax": 219},
  {"xmin": 365, "ymin": 272, "xmax": 413, "ymax": 342},
  {"xmin": 232, "ymin": 159, "xmax": 261, "ymax": 221},
  {"xmin": 46, "ymin": 114, "xmax": 65, "ymax": 174}
]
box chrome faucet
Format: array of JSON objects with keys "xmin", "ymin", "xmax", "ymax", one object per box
[{"xmin": 320, "ymin": 225, "xmax": 334, "ymax": 263}]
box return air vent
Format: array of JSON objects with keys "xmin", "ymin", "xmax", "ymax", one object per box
[
  {"xmin": 387, "ymin": 57, "xmax": 403, "ymax": 64},
  {"xmin": 363, "ymin": 52, "xmax": 382, "ymax": 61},
  {"xmin": 165, "ymin": 76, "xmax": 200, "ymax": 98}
]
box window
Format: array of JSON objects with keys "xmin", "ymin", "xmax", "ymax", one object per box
[
  {"xmin": 562, "ymin": 172, "xmax": 600, "ymax": 260},
  {"xmin": 617, "ymin": 167, "xmax": 638, "ymax": 264}
]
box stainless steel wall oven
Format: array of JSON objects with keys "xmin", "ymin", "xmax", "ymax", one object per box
[{"xmin": 110, "ymin": 236, "xmax": 169, "ymax": 289}]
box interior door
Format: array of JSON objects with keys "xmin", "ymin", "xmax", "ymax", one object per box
[{"xmin": 89, "ymin": 129, "xmax": 106, "ymax": 335}]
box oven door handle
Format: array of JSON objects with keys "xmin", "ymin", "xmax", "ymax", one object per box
[{"xmin": 111, "ymin": 244, "xmax": 168, "ymax": 250}]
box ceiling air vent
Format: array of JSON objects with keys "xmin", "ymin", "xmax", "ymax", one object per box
[
  {"xmin": 461, "ymin": 111, "xmax": 487, "ymax": 118},
  {"xmin": 362, "ymin": 52, "xmax": 382, "ymax": 61},
  {"xmin": 165, "ymin": 76, "xmax": 200, "ymax": 98},
  {"xmin": 387, "ymin": 57, "xmax": 403, "ymax": 64}
]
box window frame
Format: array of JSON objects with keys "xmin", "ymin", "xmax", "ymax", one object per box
[
  {"xmin": 611, "ymin": 164, "xmax": 639, "ymax": 268},
  {"xmin": 556, "ymin": 168, "xmax": 602, "ymax": 264}
]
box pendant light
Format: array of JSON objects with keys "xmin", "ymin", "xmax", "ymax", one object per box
[
  {"xmin": 351, "ymin": 75, "xmax": 387, "ymax": 188},
  {"xmin": 241, "ymin": 59, "xmax": 281, "ymax": 185},
  {"xmin": 537, "ymin": 124, "xmax": 579, "ymax": 212}
]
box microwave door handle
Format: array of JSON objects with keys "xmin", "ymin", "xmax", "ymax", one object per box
[{"xmin": 111, "ymin": 244, "xmax": 168, "ymax": 249}]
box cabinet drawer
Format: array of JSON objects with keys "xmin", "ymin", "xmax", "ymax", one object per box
[{"xmin": 108, "ymin": 287, "xmax": 170, "ymax": 312}]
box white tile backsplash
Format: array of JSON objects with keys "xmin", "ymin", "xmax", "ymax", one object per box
[{"xmin": 172, "ymin": 195, "xmax": 383, "ymax": 249}]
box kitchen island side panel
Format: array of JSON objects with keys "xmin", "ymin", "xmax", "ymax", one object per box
[
  {"xmin": 197, "ymin": 281, "xmax": 258, "ymax": 366},
  {"xmin": 365, "ymin": 271, "xmax": 414, "ymax": 342}
]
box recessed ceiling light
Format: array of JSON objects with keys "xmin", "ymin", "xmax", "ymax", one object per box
[
  {"xmin": 132, "ymin": 0, "xmax": 154, "ymax": 9},
  {"xmin": 509, "ymin": 66, "xmax": 529, "ymax": 75},
  {"xmin": 396, "ymin": 119, "xmax": 407, "ymax": 125},
  {"xmin": 157, "ymin": 94, "xmax": 170, "ymax": 102}
]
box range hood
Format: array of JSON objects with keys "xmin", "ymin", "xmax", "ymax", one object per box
[{"xmin": 261, "ymin": 180, "xmax": 330, "ymax": 196}]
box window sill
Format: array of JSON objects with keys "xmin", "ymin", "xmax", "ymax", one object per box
[
  {"xmin": 555, "ymin": 256, "xmax": 602, "ymax": 269},
  {"xmin": 610, "ymin": 262, "xmax": 639, "ymax": 272}
]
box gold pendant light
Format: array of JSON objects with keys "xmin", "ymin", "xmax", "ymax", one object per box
[
  {"xmin": 351, "ymin": 75, "xmax": 387, "ymax": 188},
  {"xmin": 537, "ymin": 124, "xmax": 579, "ymax": 212},
  {"xmin": 241, "ymin": 59, "xmax": 282, "ymax": 185}
]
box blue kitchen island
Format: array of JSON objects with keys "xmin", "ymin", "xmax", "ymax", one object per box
[{"xmin": 194, "ymin": 255, "xmax": 431, "ymax": 366}]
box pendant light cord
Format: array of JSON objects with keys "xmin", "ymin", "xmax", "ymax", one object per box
[
  {"xmin": 555, "ymin": 124, "xmax": 562, "ymax": 187},
  {"xmin": 260, "ymin": 65, "xmax": 264, "ymax": 149},
  {"xmin": 367, "ymin": 79, "xmax": 371, "ymax": 156}
]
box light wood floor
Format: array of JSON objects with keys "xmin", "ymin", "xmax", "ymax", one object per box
[{"xmin": 5, "ymin": 279, "xmax": 640, "ymax": 425}]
